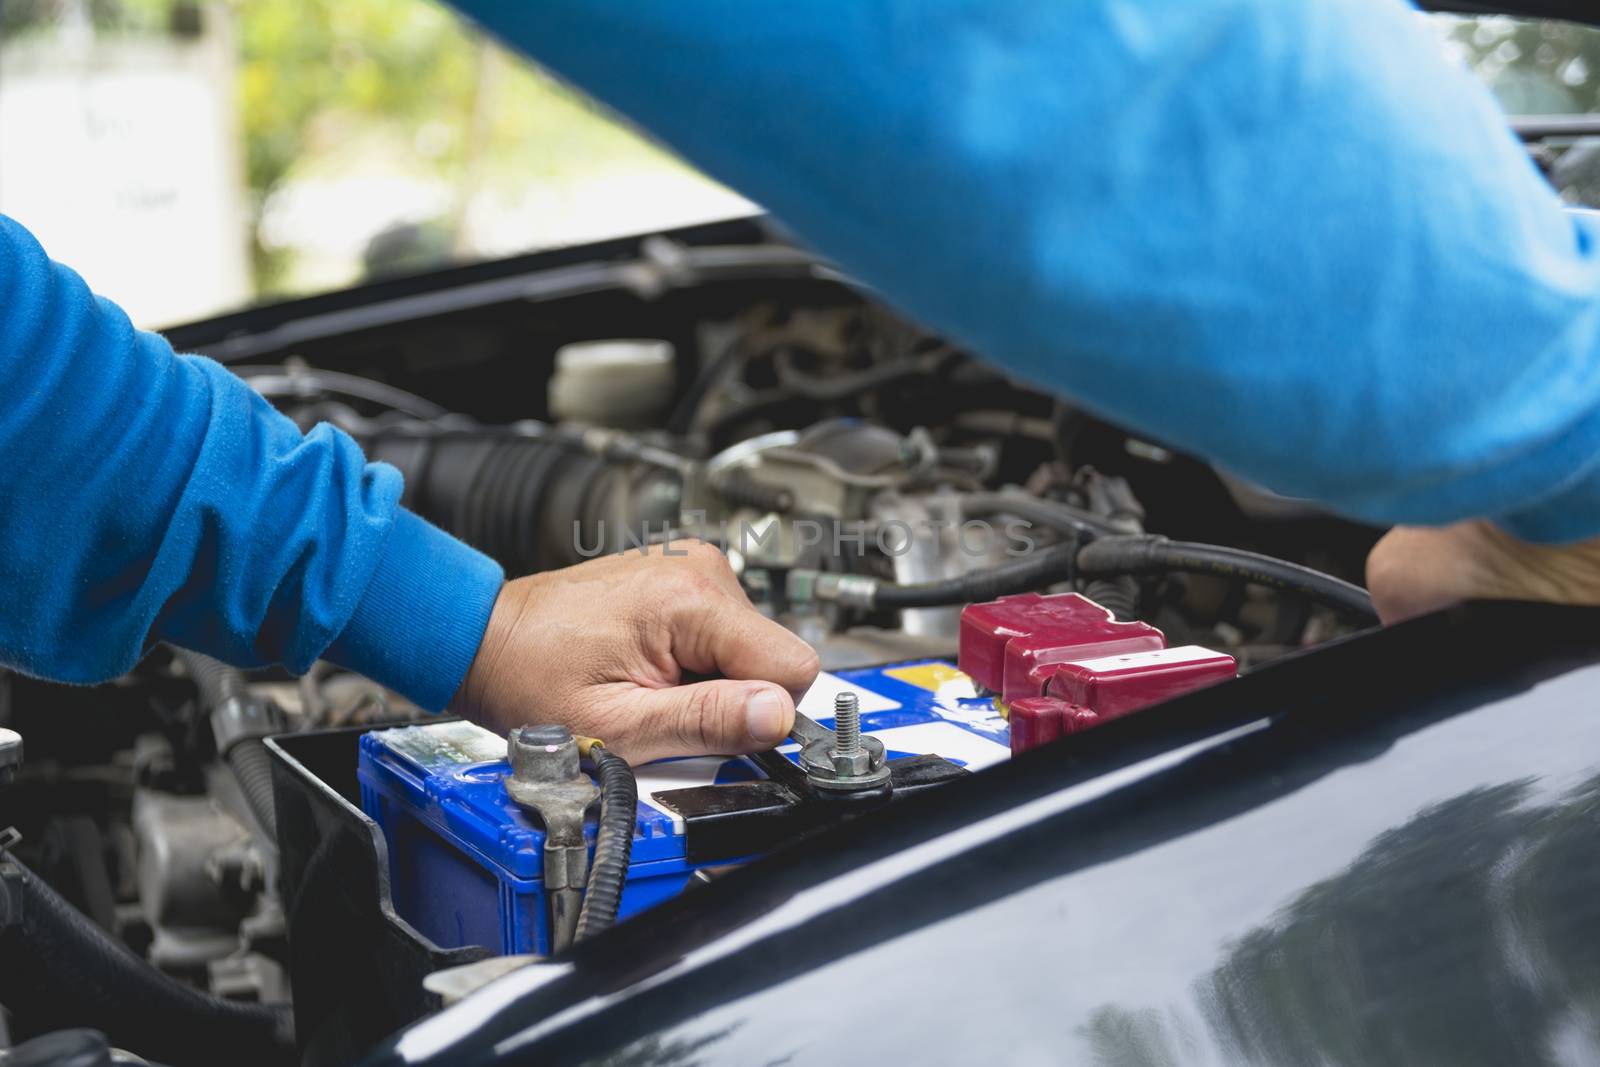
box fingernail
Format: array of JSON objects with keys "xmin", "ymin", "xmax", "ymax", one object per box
[{"xmin": 746, "ymin": 688, "xmax": 788, "ymax": 744}]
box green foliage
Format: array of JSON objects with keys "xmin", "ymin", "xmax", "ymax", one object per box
[
  {"xmin": 234, "ymin": 0, "xmax": 689, "ymax": 291},
  {"xmin": 236, "ymin": 0, "xmax": 481, "ymax": 285}
]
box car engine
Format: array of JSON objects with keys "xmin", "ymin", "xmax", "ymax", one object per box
[{"xmin": 0, "ymin": 221, "xmax": 1382, "ymax": 1066}]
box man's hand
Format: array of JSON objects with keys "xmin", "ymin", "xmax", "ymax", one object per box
[
  {"xmin": 452, "ymin": 542, "xmax": 820, "ymax": 763},
  {"xmin": 1367, "ymin": 520, "xmax": 1600, "ymax": 624}
]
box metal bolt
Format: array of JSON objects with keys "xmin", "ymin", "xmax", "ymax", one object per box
[
  {"xmin": 507, "ymin": 725, "xmax": 580, "ymax": 786},
  {"xmin": 833, "ymin": 692, "xmax": 861, "ymax": 757}
]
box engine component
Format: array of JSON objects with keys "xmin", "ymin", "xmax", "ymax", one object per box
[
  {"xmin": 959, "ymin": 591, "xmax": 1238, "ymax": 756},
  {"xmin": 3, "ymin": 1028, "xmax": 116, "ymax": 1067},
  {"xmin": 358, "ymin": 721, "xmax": 696, "ymax": 957},
  {"xmin": 958, "ymin": 592, "xmax": 1165, "ymax": 705},
  {"xmin": 361, "ymin": 428, "xmax": 681, "ymax": 577},
  {"xmin": 174, "ymin": 650, "xmax": 287, "ymax": 847},
  {"xmin": 0, "ymin": 845, "xmax": 292, "ymax": 1067},
  {"xmin": 548, "ymin": 339, "xmax": 676, "ymax": 428},
  {"xmin": 360, "ymin": 668, "xmax": 1001, "ymax": 959},
  {"xmin": 0, "ymin": 727, "xmax": 20, "ymax": 789},
  {"xmin": 503, "ymin": 725, "xmax": 598, "ymax": 953},
  {"xmin": 1043, "ymin": 645, "xmax": 1238, "ymax": 718},
  {"xmin": 131, "ymin": 791, "xmax": 257, "ymax": 973},
  {"xmin": 1008, "ymin": 697, "xmax": 1100, "ymax": 754}
]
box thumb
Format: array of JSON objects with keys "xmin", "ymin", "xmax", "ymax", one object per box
[{"xmin": 608, "ymin": 680, "xmax": 795, "ymax": 763}]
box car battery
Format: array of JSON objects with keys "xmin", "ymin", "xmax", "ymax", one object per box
[
  {"xmin": 358, "ymin": 661, "xmax": 1013, "ymax": 958},
  {"xmin": 360, "ymin": 598, "xmax": 1236, "ymax": 957}
]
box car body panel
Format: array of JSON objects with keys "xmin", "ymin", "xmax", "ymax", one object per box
[{"xmin": 356, "ymin": 601, "xmax": 1600, "ymax": 1066}]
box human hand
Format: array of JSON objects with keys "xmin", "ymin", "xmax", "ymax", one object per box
[
  {"xmin": 1366, "ymin": 519, "xmax": 1600, "ymax": 624},
  {"xmin": 453, "ymin": 542, "xmax": 820, "ymax": 763}
]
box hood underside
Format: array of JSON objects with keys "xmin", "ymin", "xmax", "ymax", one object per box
[{"xmin": 1421, "ymin": 1, "xmax": 1600, "ymax": 25}]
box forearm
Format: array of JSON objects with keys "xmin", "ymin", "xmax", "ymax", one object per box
[
  {"xmin": 453, "ymin": 0, "xmax": 1600, "ymax": 541},
  {"xmin": 0, "ymin": 216, "xmax": 501, "ymax": 707}
]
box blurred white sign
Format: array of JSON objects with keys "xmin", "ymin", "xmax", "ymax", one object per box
[{"xmin": 0, "ymin": 30, "xmax": 250, "ymax": 328}]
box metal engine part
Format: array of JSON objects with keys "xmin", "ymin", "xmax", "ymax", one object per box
[{"xmin": 131, "ymin": 789, "xmax": 284, "ymax": 999}]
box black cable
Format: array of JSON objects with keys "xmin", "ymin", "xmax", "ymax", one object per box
[
  {"xmin": 1077, "ymin": 536, "xmax": 1377, "ymax": 622},
  {"xmin": 1084, "ymin": 577, "xmax": 1140, "ymax": 621},
  {"xmin": 173, "ymin": 650, "xmax": 281, "ymax": 845},
  {"xmin": 870, "ymin": 541, "xmax": 1079, "ymax": 610},
  {"xmin": 667, "ymin": 335, "xmax": 746, "ymax": 435},
  {"xmin": 575, "ymin": 744, "xmax": 636, "ymax": 941},
  {"xmin": 175, "ymin": 648, "xmax": 246, "ymax": 706},
  {"xmin": 232, "ymin": 365, "xmax": 449, "ymax": 420},
  {"xmin": 961, "ymin": 492, "xmax": 1124, "ymax": 539},
  {"xmin": 224, "ymin": 741, "xmax": 280, "ymax": 845},
  {"xmin": 0, "ymin": 850, "xmax": 293, "ymax": 1067}
]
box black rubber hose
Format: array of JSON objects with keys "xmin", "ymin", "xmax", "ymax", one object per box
[
  {"xmin": 0, "ymin": 851, "xmax": 293, "ymax": 1067},
  {"xmin": 575, "ymin": 744, "xmax": 637, "ymax": 941},
  {"xmin": 174, "ymin": 648, "xmax": 246, "ymax": 707},
  {"xmin": 1084, "ymin": 577, "xmax": 1140, "ymax": 622},
  {"xmin": 1077, "ymin": 536, "xmax": 1378, "ymax": 622},
  {"xmin": 961, "ymin": 493, "xmax": 1124, "ymax": 539},
  {"xmin": 226, "ymin": 741, "xmax": 280, "ymax": 845},
  {"xmin": 871, "ymin": 540, "xmax": 1079, "ymax": 610},
  {"xmin": 173, "ymin": 650, "xmax": 279, "ymax": 844}
]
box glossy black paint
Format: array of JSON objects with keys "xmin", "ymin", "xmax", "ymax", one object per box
[{"xmin": 358, "ymin": 602, "xmax": 1600, "ymax": 1066}]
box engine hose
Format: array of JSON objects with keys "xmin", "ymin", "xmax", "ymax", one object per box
[
  {"xmin": 961, "ymin": 493, "xmax": 1124, "ymax": 539},
  {"xmin": 0, "ymin": 850, "xmax": 294, "ymax": 1067},
  {"xmin": 1077, "ymin": 536, "xmax": 1378, "ymax": 622},
  {"xmin": 574, "ymin": 744, "xmax": 636, "ymax": 941},
  {"xmin": 225, "ymin": 741, "xmax": 279, "ymax": 845},
  {"xmin": 1084, "ymin": 577, "xmax": 1140, "ymax": 622},
  {"xmin": 173, "ymin": 650, "xmax": 281, "ymax": 845},
  {"xmin": 870, "ymin": 541, "xmax": 1079, "ymax": 610},
  {"xmin": 174, "ymin": 648, "xmax": 246, "ymax": 707}
]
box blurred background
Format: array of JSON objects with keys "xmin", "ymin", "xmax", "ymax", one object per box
[
  {"xmin": 0, "ymin": 0, "xmax": 750, "ymax": 326},
  {"xmin": 0, "ymin": 2, "xmax": 1596, "ymax": 328}
]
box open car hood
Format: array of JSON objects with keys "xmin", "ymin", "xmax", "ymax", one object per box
[{"xmin": 1421, "ymin": 1, "xmax": 1600, "ymax": 24}]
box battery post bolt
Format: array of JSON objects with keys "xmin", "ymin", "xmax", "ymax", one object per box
[
  {"xmin": 505, "ymin": 724, "xmax": 599, "ymax": 953},
  {"xmin": 830, "ymin": 692, "xmax": 870, "ymax": 776},
  {"xmin": 794, "ymin": 691, "xmax": 891, "ymax": 794}
]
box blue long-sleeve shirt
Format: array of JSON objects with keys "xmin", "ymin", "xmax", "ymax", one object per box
[
  {"xmin": 5, "ymin": 0, "xmax": 1600, "ymax": 697},
  {"xmin": 453, "ymin": 0, "xmax": 1600, "ymax": 543},
  {"xmin": 0, "ymin": 217, "xmax": 503, "ymax": 707}
]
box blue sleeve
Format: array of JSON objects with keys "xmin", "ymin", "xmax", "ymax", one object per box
[
  {"xmin": 0, "ymin": 216, "xmax": 502, "ymax": 709},
  {"xmin": 449, "ymin": 0, "xmax": 1600, "ymax": 543}
]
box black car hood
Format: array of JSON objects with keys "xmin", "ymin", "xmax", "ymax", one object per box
[{"xmin": 1422, "ymin": 1, "xmax": 1600, "ymax": 24}]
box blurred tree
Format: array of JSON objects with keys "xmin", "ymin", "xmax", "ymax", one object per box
[
  {"xmin": 1442, "ymin": 14, "xmax": 1600, "ymax": 114},
  {"xmin": 236, "ymin": 0, "xmax": 482, "ymax": 287}
]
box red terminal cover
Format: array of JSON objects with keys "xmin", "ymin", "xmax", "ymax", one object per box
[
  {"xmin": 959, "ymin": 592, "xmax": 1165, "ymax": 701},
  {"xmin": 1044, "ymin": 646, "xmax": 1237, "ymax": 721},
  {"xmin": 1008, "ymin": 697, "xmax": 1098, "ymax": 757}
]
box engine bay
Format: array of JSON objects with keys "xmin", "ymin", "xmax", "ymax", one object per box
[{"xmin": 0, "ymin": 220, "xmax": 1385, "ymax": 1065}]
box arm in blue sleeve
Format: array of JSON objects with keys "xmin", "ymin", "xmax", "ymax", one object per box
[
  {"xmin": 0, "ymin": 216, "xmax": 502, "ymax": 708},
  {"xmin": 450, "ymin": 0, "xmax": 1600, "ymax": 543}
]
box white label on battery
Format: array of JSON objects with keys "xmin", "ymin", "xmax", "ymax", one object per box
[
  {"xmin": 636, "ymin": 757, "xmax": 741, "ymax": 835},
  {"xmin": 796, "ymin": 671, "xmax": 901, "ymax": 718},
  {"xmin": 867, "ymin": 722, "xmax": 1012, "ymax": 772},
  {"xmin": 1063, "ymin": 645, "xmax": 1226, "ymax": 673}
]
